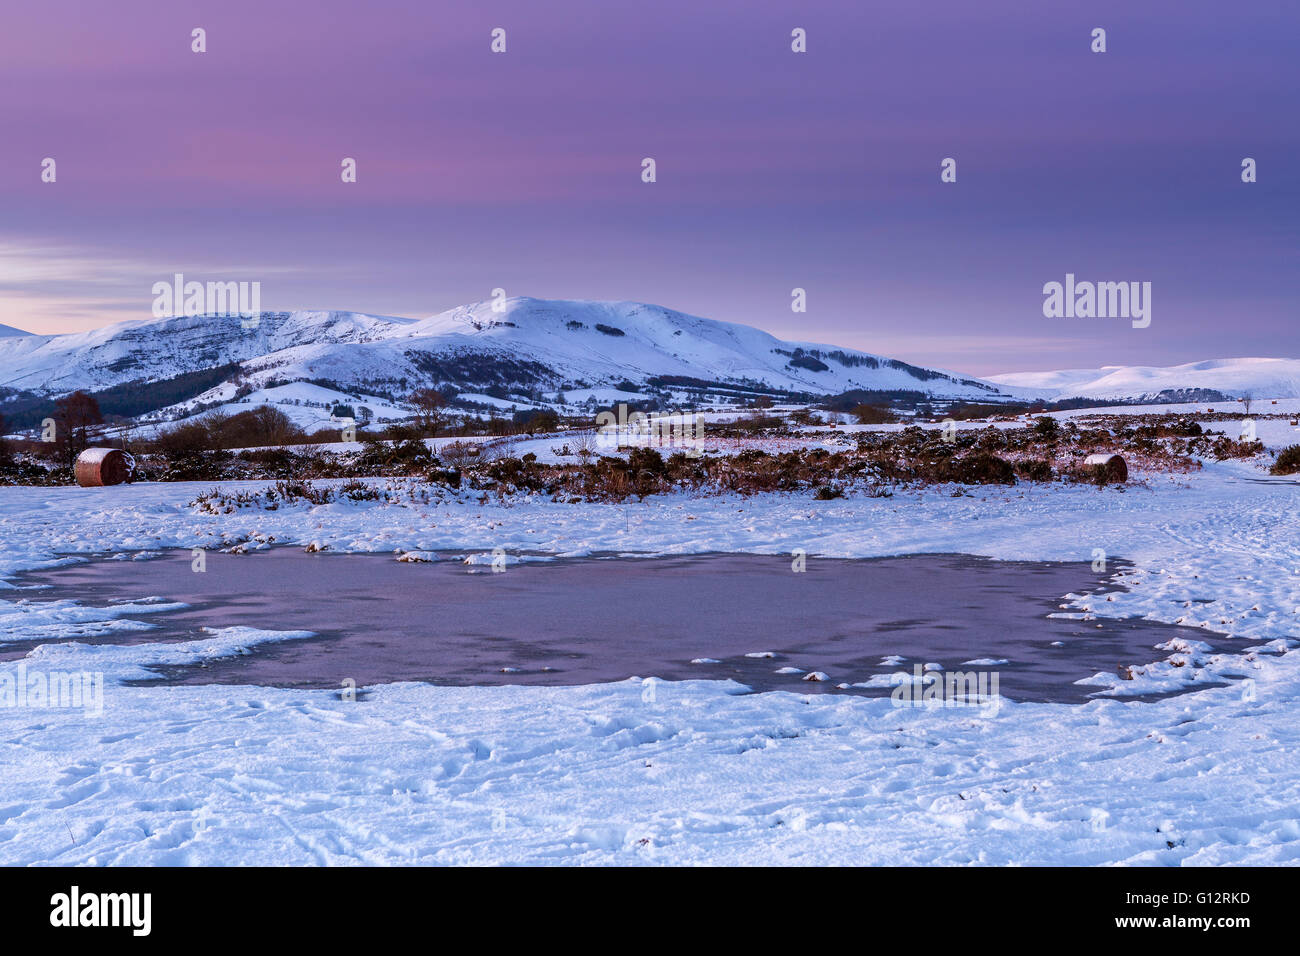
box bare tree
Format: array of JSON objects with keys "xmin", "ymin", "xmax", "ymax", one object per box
[
  {"xmin": 440, "ymin": 440, "xmax": 478, "ymax": 468},
  {"xmin": 409, "ymin": 388, "xmax": 448, "ymax": 438},
  {"xmin": 249, "ymin": 405, "xmax": 300, "ymax": 446},
  {"xmin": 53, "ymin": 391, "xmax": 104, "ymax": 468},
  {"xmin": 203, "ymin": 409, "xmax": 233, "ymax": 453},
  {"xmin": 1241, "ymin": 391, "xmax": 1253, "ymax": 416},
  {"xmin": 570, "ymin": 429, "xmax": 599, "ymax": 463}
]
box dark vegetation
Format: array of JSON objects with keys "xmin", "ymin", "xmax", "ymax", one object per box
[
  {"xmin": 1272, "ymin": 445, "xmax": 1300, "ymax": 476},
  {"xmin": 402, "ymin": 350, "xmax": 555, "ymax": 389},
  {"xmin": 787, "ymin": 354, "xmax": 829, "ymax": 373},
  {"xmin": 0, "ymin": 365, "xmax": 242, "ymax": 430},
  {"xmin": 0, "ymin": 391, "xmax": 1271, "ymax": 499},
  {"xmin": 852, "ymin": 404, "xmax": 897, "ymax": 425},
  {"xmin": 177, "ymin": 408, "xmax": 1263, "ymax": 507}
]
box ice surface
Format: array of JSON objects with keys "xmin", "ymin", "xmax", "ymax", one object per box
[{"xmin": 0, "ymin": 459, "xmax": 1297, "ymax": 864}]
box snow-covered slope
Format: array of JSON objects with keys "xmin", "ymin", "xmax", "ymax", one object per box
[
  {"xmin": 9, "ymin": 300, "xmax": 1297, "ymax": 414},
  {"xmin": 991, "ymin": 357, "xmax": 1300, "ymax": 402},
  {"xmin": 0, "ymin": 311, "xmax": 415, "ymax": 395},
  {"xmin": 395, "ymin": 298, "xmax": 1008, "ymax": 397},
  {"xmin": 0, "ymin": 298, "xmax": 1015, "ymax": 405}
]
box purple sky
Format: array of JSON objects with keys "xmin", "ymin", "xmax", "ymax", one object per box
[{"xmin": 0, "ymin": 0, "xmax": 1296, "ymax": 375}]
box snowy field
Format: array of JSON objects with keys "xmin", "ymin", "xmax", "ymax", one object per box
[{"xmin": 1, "ymin": 456, "xmax": 1298, "ymax": 865}]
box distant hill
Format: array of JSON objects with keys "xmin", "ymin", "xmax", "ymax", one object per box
[
  {"xmin": 989, "ymin": 357, "xmax": 1300, "ymax": 402},
  {"xmin": 0, "ymin": 298, "xmax": 1020, "ymax": 417},
  {"xmin": 8, "ymin": 299, "xmax": 1292, "ymax": 427}
]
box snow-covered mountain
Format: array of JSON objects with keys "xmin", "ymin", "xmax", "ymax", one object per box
[
  {"xmin": 0, "ymin": 310, "xmax": 415, "ymax": 396},
  {"xmin": 0, "ymin": 298, "xmax": 1016, "ymax": 409},
  {"xmin": 10, "ymin": 297, "xmax": 1290, "ymax": 420},
  {"xmin": 0, "ymin": 323, "xmax": 30, "ymax": 338},
  {"xmin": 989, "ymin": 357, "xmax": 1300, "ymax": 403}
]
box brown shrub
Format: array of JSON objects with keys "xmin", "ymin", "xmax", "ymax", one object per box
[{"xmin": 853, "ymin": 404, "xmax": 896, "ymax": 425}]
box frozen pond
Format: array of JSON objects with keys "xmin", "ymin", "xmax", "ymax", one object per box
[{"xmin": 9, "ymin": 550, "xmax": 1241, "ymax": 703}]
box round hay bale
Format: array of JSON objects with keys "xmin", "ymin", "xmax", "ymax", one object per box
[
  {"xmin": 75, "ymin": 448, "xmax": 135, "ymax": 487},
  {"xmin": 1083, "ymin": 452, "xmax": 1127, "ymax": 483}
]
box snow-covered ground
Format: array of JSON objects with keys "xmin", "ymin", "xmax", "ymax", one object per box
[
  {"xmin": 1, "ymin": 457, "xmax": 1298, "ymax": 865},
  {"xmin": 123, "ymin": 382, "xmax": 414, "ymax": 439}
]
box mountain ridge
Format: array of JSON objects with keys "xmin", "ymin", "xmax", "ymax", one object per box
[
  {"xmin": 0, "ymin": 297, "xmax": 1022, "ymax": 408},
  {"xmin": 3, "ymin": 300, "xmax": 1297, "ymax": 423}
]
